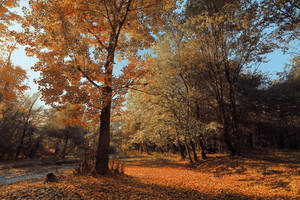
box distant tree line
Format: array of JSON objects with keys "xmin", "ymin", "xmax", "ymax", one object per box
[{"xmin": 121, "ymin": 0, "xmax": 300, "ymax": 164}]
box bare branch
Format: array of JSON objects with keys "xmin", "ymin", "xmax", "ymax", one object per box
[
  {"xmin": 86, "ymin": 28, "xmax": 108, "ymax": 50},
  {"xmin": 104, "ymin": 0, "xmax": 117, "ymax": 34},
  {"xmin": 77, "ymin": 66, "xmax": 102, "ymax": 90}
]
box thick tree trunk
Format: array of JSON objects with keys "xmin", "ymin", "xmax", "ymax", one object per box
[
  {"xmin": 95, "ymin": 92, "xmax": 112, "ymax": 174},
  {"xmin": 94, "ymin": 1, "xmax": 133, "ymax": 174},
  {"xmin": 95, "ymin": 37, "xmax": 114, "ymax": 175}
]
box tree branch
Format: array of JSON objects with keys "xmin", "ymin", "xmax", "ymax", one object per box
[
  {"xmin": 77, "ymin": 66, "xmax": 102, "ymax": 90},
  {"xmin": 87, "ymin": 28, "xmax": 108, "ymax": 50}
]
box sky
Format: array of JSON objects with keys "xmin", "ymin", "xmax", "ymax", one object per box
[{"xmin": 9, "ymin": 0, "xmax": 297, "ymax": 106}]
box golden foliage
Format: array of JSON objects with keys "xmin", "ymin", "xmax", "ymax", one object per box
[
  {"xmin": 19, "ymin": 0, "xmax": 176, "ymax": 123},
  {"xmin": 0, "ymin": 61, "xmax": 28, "ymax": 105}
]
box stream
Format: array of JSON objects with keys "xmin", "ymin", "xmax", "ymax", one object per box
[{"xmin": 0, "ymin": 163, "xmax": 76, "ymax": 186}]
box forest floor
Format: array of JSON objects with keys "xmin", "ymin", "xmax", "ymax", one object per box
[{"xmin": 0, "ymin": 150, "xmax": 299, "ymax": 199}]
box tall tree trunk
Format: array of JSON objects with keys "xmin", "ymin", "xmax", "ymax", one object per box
[
  {"xmin": 95, "ymin": 0, "xmax": 135, "ymax": 174},
  {"xmin": 208, "ymin": 62, "xmax": 236, "ymax": 156},
  {"xmin": 95, "ymin": 93, "xmax": 112, "ymax": 174},
  {"xmin": 95, "ymin": 36, "xmax": 115, "ymax": 175},
  {"xmin": 224, "ymin": 63, "xmax": 240, "ymax": 155}
]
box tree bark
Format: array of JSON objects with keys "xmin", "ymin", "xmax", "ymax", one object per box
[
  {"xmin": 219, "ymin": 99, "xmax": 236, "ymax": 155},
  {"xmin": 207, "ymin": 61, "xmax": 237, "ymax": 156},
  {"xmin": 184, "ymin": 138, "xmax": 193, "ymax": 164},
  {"xmin": 61, "ymin": 136, "xmax": 69, "ymax": 159},
  {"xmin": 94, "ymin": 0, "xmax": 134, "ymax": 174},
  {"xmin": 95, "ymin": 91, "xmax": 112, "ymax": 174},
  {"xmin": 15, "ymin": 128, "xmax": 26, "ymax": 159},
  {"xmin": 190, "ymin": 140, "xmax": 199, "ymax": 163},
  {"xmin": 15, "ymin": 97, "xmax": 38, "ymax": 159},
  {"xmin": 95, "ymin": 34, "xmax": 115, "ymax": 175},
  {"xmin": 177, "ymin": 139, "xmax": 186, "ymax": 159},
  {"xmin": 29, "ymin": 139, "xmax": 40, "ymax": 159},
  {"xmin": 224, "ymin": 62, "xmax": 241, "ymax": 155},
  {"xmin": 198, "ymin": 137, "xmax": 207, "ymax": 159}
]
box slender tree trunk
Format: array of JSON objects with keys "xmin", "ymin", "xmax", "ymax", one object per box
[
  {"xmin": 175, "ymin": 130, "xmax": 186, "ymax": 159},
  {"xmin": 61, "ymin": 136, "xmax": 69, "ymax": 159},
  {"xmin": 15, "ymin": 97, "xmax": 37, "ymax": 159},
  {"xmin": 54, "ymin": 141, "xmax": 60, "ymax": 155},
  {"xmin": 224, "ymin": 63, "xmax": 241, "ymax": 155},
  {"xmin": 207, "ymin": 62, "xmax": 236, "ymax": 155},
  {"xmin": 184, "ymin": 138, "xmax": 193, "ymax": 164},
  {"xmin": 198, "ymin": 137, "xmax": 207, "ymax": 159},
  {"xmin": 248, "ymin": 133, "xmax": 253, "ymax": 148},
  {"xmin": 219, "ymin": 100, "xmax": 236, "ymax": 155},
  {"xmin": 177, "ymin": 139, "xmax": 186, "ymax": 159},
  {"xmin": 29, "ymin": 139, "xmax": 40, "ymax": 159},
  {"xmin": 190, "ymin": 140, "xmax": 199, "ymax": 163},
  {"xmin": 15, "ymin": 128, "xmax": 26, "ymax": 159},
  {"xmin": 223, "ymin": 123, "xmax": 236, "ymax": 155}
]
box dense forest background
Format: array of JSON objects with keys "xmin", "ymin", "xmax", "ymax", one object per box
[{"xmin": 0, "ymin": 0, "xmax": 299, "ymax": 173}]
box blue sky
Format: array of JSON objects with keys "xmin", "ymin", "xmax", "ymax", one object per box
[
  {"xmin": 10, "ymin": 0, "xmax": 297, "ymax": 105},
  {"xmin": 11, "ymin": 48, "xmax": 293, "ymax": 93}
]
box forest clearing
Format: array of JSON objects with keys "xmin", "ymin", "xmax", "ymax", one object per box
[{"xmin": 0, "ymin": 151, "xmax": 300, "ymax": 199}]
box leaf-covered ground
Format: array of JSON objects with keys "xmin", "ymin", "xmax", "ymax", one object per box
[{"xmin": 0, "ymin": 151, "xmax": 299, "ymax": 199}]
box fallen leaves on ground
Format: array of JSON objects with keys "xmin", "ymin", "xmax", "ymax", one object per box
[{"xmin": 0, "ymin": 151, "xmax": 299, "ymax": 199}]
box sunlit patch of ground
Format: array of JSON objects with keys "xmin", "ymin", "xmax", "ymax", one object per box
[
  {"xmin": 0, "ymin": 150, "xmax": 299, "ymax": 199},
  {"xmin": 125, "ymin": 151, "xmax": 300, "ymax": 199}
]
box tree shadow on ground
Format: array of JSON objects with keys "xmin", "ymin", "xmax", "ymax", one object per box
[
  {"xmin": 1, "ymin": 152, "xmax": 299, "ymax": 200},
  {"xmin": 0, "ymin": 172, "xmax": 286, "ymax": 200},
  {"xmin": 124, "ymin": 156, "xmax": 188, "ymax": 169},
  {"xmin": 123, "ymin": 150, "xmax": 300, "ymax": 194},
  {"xmin": 196, "ymin": 151, "xmax": 300, "ymax": 193},
  {"xmin": 0, "ymin": 171, "xmax": 297, "ymax": 200},
  {"xmin": 69, "ymin": 173, "xmax": 295, "ymax": 200}
]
